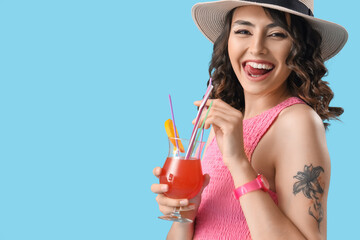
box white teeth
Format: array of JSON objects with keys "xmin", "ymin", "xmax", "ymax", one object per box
[{"xmin": 246, "ymin": 62, "xmax": 273, "ymax": 70}]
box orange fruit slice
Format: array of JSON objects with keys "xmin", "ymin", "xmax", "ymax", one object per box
[{"xmin": 164, "ymin": 119, "xmax": 185, "ymax": 153}]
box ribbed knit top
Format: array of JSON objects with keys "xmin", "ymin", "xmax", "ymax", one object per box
[{"xmin": 193, "ymin": 97, "xmax": 304, "ymax": 240}]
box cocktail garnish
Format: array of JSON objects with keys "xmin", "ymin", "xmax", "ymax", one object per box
[{"xmin": 165, "ymin": 119, "xmax": 185, "ymax": 153}]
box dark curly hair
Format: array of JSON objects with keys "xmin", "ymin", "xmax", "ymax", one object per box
[{"xmin": 207, "ymin": 7, "xmax": 343, "ymax": 128}]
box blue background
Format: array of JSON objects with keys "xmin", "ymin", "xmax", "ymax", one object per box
[{"xmin": 0, "ymin": 0, "xmax": 358, "ymax": 239}]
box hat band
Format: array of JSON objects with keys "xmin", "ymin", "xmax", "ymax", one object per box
[{"xmin": 243, "ymin": 0, "xmax": 314, "ymax": 16}]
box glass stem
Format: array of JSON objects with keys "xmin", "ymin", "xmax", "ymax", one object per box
[{"xmin": 172, "ymin": 207, "xmax": 181, "ymax": 218}]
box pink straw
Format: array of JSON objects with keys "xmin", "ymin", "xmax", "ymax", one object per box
[
  {"xmin": 169, "ymin": 94, "xmax": 180, "ymax": 152},
  {"xmin": 192, "ymin": 100, "xmax": 213, "ymax": 158},
  {"xmin": 185, "ymin": 84, "xmax": 213, "ymax": 159},
  {"xmin": 188, "ymin": 78, "xmax": 213, "ymax": 142},
  {"xmin": 199, "ymin": 78, "xmax": 212, "ymax": 148}
]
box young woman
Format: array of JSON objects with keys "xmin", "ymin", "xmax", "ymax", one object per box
[{"xmin": 151, "ymin": 0, "xmax": 348, "ymax": 239}]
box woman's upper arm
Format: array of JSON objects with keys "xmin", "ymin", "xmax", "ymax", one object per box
[{"xmin": 274, "ymin": 105, "xmax": 330, "ymax": 240}]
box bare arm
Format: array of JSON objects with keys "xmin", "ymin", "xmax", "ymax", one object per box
[
  {"xmin": 198, "ymin": 99, "xmax": 329, "ymax": 240},
  {"xmin": 230, "ymin": 104, "xmax": 329, "ymax": 240},
  {"xmin": 166, "ymin": 222, "xmax": 194, "ymax": 240},
  {"xmin": 273, "ymin": 104, "xmax": 329, "ymax": 239}
]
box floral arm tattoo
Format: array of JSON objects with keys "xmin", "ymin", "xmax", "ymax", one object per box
[{"xmin": 293, "ymin": 164, "xmax": 324, "ymax": 229}]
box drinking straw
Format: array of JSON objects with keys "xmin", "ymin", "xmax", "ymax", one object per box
[
  {"xmin": 187, "ymin": 80, "xmax": 213, "ymax": 143},
  {"xmin": 169, "ymin": 94, "xmax": 180, "ymax": 153},
  {"xmin": 199, "ymin": 126, "xmax": 205, "ymax": 146},
  {"xmin": 194, "ymin": 126, "xmax": 206, "ymax": 160},
  {"xmin": 187, "ymin": 78, "xmax": 212, "ymax": 140},
  {"xmin": 185, "ymin": 84, "xmax": 213, "ymax": 159},
  {"xmin": 199, "ymin": 78, "xmax": 212, "ymax": 147},
  {"xmin": 192, "ymin": 101, "xmax": 213, "ymax": 156}
]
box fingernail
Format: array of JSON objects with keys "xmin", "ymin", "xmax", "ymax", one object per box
[
  {"xmin": 188, "ymin": 204, "xmax": 195, "ymax": 210},
  {"xmin": 180, "ymin": 200, "xmax": 188, "ymax": 206},
  {"xmin": 161, "ymin": 185, "xmax": 168, "ymax": 192}
]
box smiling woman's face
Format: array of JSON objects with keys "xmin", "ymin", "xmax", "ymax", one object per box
[{"xmin": 228, "ymin": 6, "xmax": 293, "ymax": 98}]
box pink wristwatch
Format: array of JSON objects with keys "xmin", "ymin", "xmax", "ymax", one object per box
[{"xmin": 234, "ymin": 174, "xmax": 270, "ymax": 200}]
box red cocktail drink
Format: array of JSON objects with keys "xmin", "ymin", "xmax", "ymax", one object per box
[
  {"xmin": 160, "ymin": 157, "xmax": 203, "ymax": 199},
  {"xmin": 158, "ymin": 137, "xmax": 205, "ymax": 223}
]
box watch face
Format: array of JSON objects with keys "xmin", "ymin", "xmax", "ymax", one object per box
[{"xmin": 260, "ymin": 175, "xmax": 270, "ymax": 191}]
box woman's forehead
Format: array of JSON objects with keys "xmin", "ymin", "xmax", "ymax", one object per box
[
  {"xmin": 232, "ymin": 6, "xmax": 273, "ymax": 25},
  {"xmin": 232, "ymin": 6, "xmax": 291, "ymax": 28}
]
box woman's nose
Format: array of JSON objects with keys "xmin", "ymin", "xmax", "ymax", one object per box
[{"xmin": 249, "ymin": 34, "xmax": 267, "ymax": 55}]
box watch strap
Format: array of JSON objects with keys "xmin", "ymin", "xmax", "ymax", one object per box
[{"xmin": 233, "ymin": 174, "xmax": 269, "ymax": 200}]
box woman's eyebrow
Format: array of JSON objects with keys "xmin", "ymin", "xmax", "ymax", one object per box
[
  {"xmin": 232, "ymin": 20, "xmax": 282, "ymax": 29},
  {"xmin": 232, "ymin": 20, "xmax": 254, "ymax": 27}
]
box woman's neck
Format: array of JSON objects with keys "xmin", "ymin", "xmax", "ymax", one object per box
[{"xmin": 243, "ymin": 89, "xmax": 292, "ymax": 120}]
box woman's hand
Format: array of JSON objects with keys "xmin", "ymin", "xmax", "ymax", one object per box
[
  {"xmin": 151, "ymin": 167, "xmax": 210, "ymax": 221},
  {"xmin": 194, "ymin": 99, "xmax": 247, "ymax": 166}
]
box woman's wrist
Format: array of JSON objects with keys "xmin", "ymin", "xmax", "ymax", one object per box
[
  {"xmin": 167, "ymin": 222, "xmax": 194, "ymax": 240},
  {"xmin": 225, "ymin": 156, "xmax": 257, "ymax": 188}
]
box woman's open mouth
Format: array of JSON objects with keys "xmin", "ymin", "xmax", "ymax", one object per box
[{"xmin": 243, "ymin": 61, "xmax": 274, "ymax": 79}]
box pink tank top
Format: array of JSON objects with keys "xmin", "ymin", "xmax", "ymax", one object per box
[{"xmin": 193, "ymin": 97, "xmax": 304, "ymax": 240}]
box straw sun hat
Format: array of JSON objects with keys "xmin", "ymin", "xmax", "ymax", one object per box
[{"xmin": 192, "ymin": 0, "xmax": 348, "ymax": 60}]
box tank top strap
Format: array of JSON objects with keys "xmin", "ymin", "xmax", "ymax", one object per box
[{"xmin": 243, "ymin": 97, "xmax": 305, "ymax": 161}]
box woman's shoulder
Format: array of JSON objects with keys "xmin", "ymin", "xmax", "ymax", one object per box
[
  {"xmin": 270, "ymin": 101, "xmax": 329, "ymax": 163},
  {"xmin": 275, "ymin": 101, "xmax": 325, "ymax": 136}
]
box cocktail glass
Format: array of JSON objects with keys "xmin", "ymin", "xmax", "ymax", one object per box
[{"xmin": 158, "ymin": 137, "xmax": 205, "ymax": 223}]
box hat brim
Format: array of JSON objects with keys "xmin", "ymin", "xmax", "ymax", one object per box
[{"xmin": 192, "ymin": 0, "xmax": 348, "ymax": 60}]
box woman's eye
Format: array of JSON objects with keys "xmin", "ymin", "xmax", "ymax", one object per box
[
  {"xmin": 269, "ymin": 32, "xmax": 287, "ymax": 38},
  {"xmin": 234, "ymin": 29, "xmax": 251, "ymax": 35}
]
